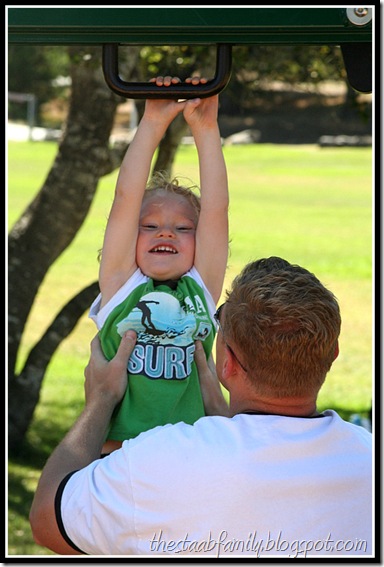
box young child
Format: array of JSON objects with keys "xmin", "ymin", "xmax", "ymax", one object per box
[{"xmin": 89, "ymin": 76, "xmax": 229, "ymax": 451}]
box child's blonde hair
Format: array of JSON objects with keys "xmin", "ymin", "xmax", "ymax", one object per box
[{"xmin": 144, "ymin": 171, "xmax": 201, "ymax": 221}]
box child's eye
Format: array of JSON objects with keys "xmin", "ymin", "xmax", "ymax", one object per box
[
  {"xmin": 177, "ymin": 226, "xmax": 194, "ymax": 232},
  {"xmin": 141, "ymin": 224, "xmax": 157, "ymax": 230}
]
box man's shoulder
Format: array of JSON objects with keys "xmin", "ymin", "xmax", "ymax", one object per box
[{"xmin": 123, "ymin": 415, "xmax": 233, "ymax": 452}]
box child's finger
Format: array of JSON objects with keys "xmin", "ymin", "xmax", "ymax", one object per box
[{"xmin": 185, "ymin": 76, "xmax": 207, "ymax": 85}]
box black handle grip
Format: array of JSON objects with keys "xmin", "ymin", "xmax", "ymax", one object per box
[
  {"xmin": 102, "ymin": 44, "xmax": 232, "ymax": 99},
  {"xmin": 340, "ymin": 42, "xmax": 372, "ymax": 93}
]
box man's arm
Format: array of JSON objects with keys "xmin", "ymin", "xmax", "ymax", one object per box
[{"xmin": 29, "ymin": 331, "xmax": 137, "ymax": 554}]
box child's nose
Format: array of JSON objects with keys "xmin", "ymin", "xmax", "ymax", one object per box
[{"xmin": 157, "ymin": 226, "xmax": 175, "ymax": 237}]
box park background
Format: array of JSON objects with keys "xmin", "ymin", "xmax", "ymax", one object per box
[{"xmin": 7, "ymin": 40, "xmax": 373, "ymax": 556}]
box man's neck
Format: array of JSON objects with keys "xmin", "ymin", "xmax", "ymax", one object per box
[{"xmin": 230, "ymin": 397, "xmax": 319, "ymax": 418}]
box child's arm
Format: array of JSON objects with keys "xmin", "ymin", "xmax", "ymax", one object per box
[
  {"xmin": 99, "ymin": 79, "xmax": 185, "ymax": 306},
  {"xmin": 183, "ymin": 81, "xmax": 229, "ymax": 304}
]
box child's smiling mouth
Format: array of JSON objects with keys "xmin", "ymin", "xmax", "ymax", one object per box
[{"xmin": 150, "ymin": 246, "xmax": 178, "ymax": 254}]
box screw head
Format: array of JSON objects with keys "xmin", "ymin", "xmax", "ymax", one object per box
[{"xmin": 346, "ymin": 7, "xmax": 372, "ymax": 26}]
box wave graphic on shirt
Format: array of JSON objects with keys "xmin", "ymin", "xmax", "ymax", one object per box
[{"xmin": 116, "ymin": 292, "xmax": 198, "ymax": 347}]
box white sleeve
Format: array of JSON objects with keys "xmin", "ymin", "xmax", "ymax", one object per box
[
  {"xmin": 188, "ymin": 266, "xmax": 217, "ymax": 319},
  {"xmin": 88, "ymin": 268, "xmax": 149, "ymax": 329},
  {"xmin": 57, "ymin": 449, "xmax": 139, "ymax": 555}
]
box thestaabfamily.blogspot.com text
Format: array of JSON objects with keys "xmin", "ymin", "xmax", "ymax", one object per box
[{"xmin": 149, "ymin": 530, "xmax": 369, "ymax": 558}]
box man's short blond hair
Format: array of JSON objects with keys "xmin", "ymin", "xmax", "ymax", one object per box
[{"xmin": 223, "ymin": 257, "xmax": 341, "ymax": 398}]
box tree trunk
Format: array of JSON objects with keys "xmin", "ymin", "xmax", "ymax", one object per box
[{"xmin": 153, "ymin": 113, "xmax": 189, "ymax": 177}]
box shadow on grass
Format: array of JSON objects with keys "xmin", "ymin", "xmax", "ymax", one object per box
[
  {"xmin": 8, "ymin": 406, "xmax": 83, "ymax": 556},
  {"xmin": 10, "ymin": 393, "xmax": 84, "ymax": 459}
]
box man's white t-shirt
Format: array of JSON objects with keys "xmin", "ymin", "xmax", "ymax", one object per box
[{"xmin": 56, "ymin": 410, "xmax": 373, "ymax": 558}]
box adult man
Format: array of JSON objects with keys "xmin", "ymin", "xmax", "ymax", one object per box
[{"xmin": 29, "ymin": 257, "xmax": 373, "ymax": 558}]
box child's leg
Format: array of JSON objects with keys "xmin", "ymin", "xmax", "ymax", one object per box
[{"xmin": 102, "ymin": 439, "xmax": 123, "ymax": 454}]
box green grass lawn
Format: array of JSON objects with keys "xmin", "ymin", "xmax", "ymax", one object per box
[{"xmin": 7, "ymin": 140, "xmax": 373, "ymax": 556}]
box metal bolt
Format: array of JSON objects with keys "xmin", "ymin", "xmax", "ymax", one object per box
[
  {"xmin": 354, "ymin": 8, "xmax": 369, "ymax": 17},
  {"xmin": 346, "ymin": 7, "xmax": 372, "ymax": 26}
]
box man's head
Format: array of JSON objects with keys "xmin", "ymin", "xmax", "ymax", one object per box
[{"xmin": 218, "ymin": 257, "xmax": 341, "ymax": 399}]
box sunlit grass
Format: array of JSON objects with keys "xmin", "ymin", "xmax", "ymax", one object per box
[{"xmin": 7, "ymin": 140, "xmax": 373, "ymax": 556}]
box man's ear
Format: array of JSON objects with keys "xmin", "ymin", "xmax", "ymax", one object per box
[
  {"xmin": 333, "ymin": 340, "xmax": 339, "ymax": 361},
  {"xmin": 218, "ymin": 347, "xmax": 231, "ymax": 390},
  {"xmin": 222, "ymin": 347, "xmax": 239, "ymax": 382}
]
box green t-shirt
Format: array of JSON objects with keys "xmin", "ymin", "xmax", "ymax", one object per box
[{"xmin": 90, "ymin": 268, "xmax": 216, "ymax": 440}]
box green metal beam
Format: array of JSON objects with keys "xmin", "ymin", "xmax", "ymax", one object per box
[{"xmin": 7, "ymin": 7, "xmax": 372, "ymax": 45}]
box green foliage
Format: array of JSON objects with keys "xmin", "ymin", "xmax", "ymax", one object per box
[
  {"xmin": 138, "ymin": 45, "xmax": 216, "ymax": 80},
  {"xmin": 246, "ymin": 44, "xmax": 345, "ymax": 83},
  {"xmin": 8, "ymin": 46, "xmax": 70, "ymax": 123},
  {"xmin": 7, "ymin": 141, "xmax": 372, "ymax": 556},
  {"xmin": 224, "ymin": 45, "xmax": 346, "ymax": 113}
]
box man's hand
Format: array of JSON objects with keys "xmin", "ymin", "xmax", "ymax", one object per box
[
  {"xmin": 84, "ymin": 331, "xmax": 137, "ymax": 408},
  {"xmin": 194, "ymin": 341, "xmax": 230, "ymax": 417}
]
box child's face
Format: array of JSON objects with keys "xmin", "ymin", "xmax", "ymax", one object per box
[{"xmin": 137, "ymin": 192, "xmax": 197, "ymax": 281}]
